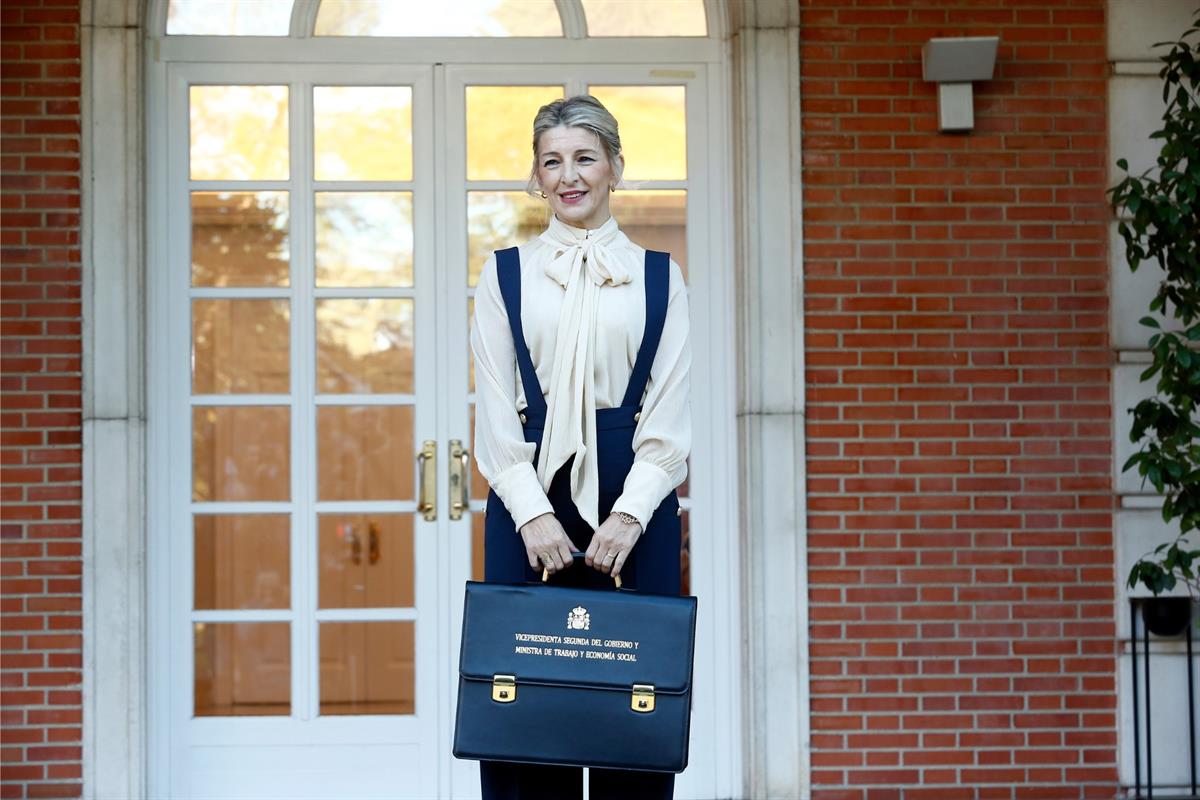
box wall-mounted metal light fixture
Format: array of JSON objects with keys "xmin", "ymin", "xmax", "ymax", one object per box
[{"xmin": 921, "ymin": 36, "xmax": 1000, "ymax": 132}]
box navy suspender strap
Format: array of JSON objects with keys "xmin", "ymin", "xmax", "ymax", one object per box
[
  {"xmin": 497, "ymin": 246, "xmax": 669, "ymax": 415},
  {"xmin": 621, "ymin": 249, "xmax": 671, "ymax": 410},
  {"xmin": 494, "ymin": 247, "xmax": 547, "ymax": 417}
]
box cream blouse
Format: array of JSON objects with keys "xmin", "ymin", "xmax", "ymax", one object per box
[{"xmin": 471, "ymin": 213, "xmax": 692, "ymax": 533}]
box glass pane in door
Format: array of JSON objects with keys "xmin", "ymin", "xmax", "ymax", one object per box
[
  {"xmin": 316, "ymin": 406, "xmax": 414, "ymax": 501},
  {"xmin": 192, "ymin": 406, "xmax": 291, "ymax": 501},
  {"xmin": 319, "ymin": 621, "xmax": 415, "ymax": 715},
  {"xmin": 194, "ymin": 622, "xmax": 291, "ymax": 716},
  {"xmin": 194, "ymin": 514, "xmax": 290, "ymax": 610},
  {"xmin": 190, "ymin": 191, "xmax": 289, "ymax": 287},
  {"xmin": 313, "ymin": 86, "xmax": 413, "ymax": 182},
  {"xmin": 315, "ymin": 192, "xmax": 414, "ymax": 287},
  {"xmin": 316, "ymin": 298, "xmax": 414, "ymax": 393},
  {"xmin": 465, "ymin": 86, "xmax": 564, "ymax": 180},
  {"xmin": 318, "ymin": 514, "xmax": 415, "ymax": 609},
  {"xmin": 587, "ymin": 85, "xmax": 686, "ymax": 181},
  {"xmin": 190, "ymin": 85, "xmax": 289, "ymax": 180},
  {"xmin": 192, "ymin": 298, "xmax": 290, "ymax": 393}
]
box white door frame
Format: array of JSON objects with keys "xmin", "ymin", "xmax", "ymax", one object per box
[
  {"xmin": 149, "ymin": 56, "xmax": 735, "ymax": 799},
  {"xmin": 158, "ymin": 61, "xmax": 442, "ymax": 799},
  {"xmin": 82, "ymin": 1, "xmax": 805, "ymax": 798}
]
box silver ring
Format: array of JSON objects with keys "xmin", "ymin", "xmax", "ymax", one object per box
[
  {"xmin": 538, "ymin": 553, "xmax": 551, "ymax": 564},
  {"xmin": 603, "ymin": 553, "xmax": 615, "ymax": 562}
]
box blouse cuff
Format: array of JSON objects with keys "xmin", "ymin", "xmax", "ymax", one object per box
[
  {"xmin": 492, "ymin": 461, "xmax": 555, "ymax": 531},
  {"xmin": 610, "ymin": 461, "xmax": 675, "ymax": 530}
]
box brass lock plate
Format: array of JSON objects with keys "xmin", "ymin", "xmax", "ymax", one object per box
[
  {"xmin": 492, "ymin": 674, "xmax": 516, "ymax": 703},
  {"xmin": 631, "ymin": 683, "xmax": 655, "ymax": 713}
]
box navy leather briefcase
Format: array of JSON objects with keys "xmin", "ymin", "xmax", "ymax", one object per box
[{"xmin": 452, "ymin": 580, "xmax": 697, "ymax": 772}]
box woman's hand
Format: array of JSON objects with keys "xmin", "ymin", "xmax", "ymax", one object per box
[
  {"xmin": 586, "ymin": 514, "xmax": 643, "ymax": 578},
  {"xmin": 518, "ymin": 513, "xmax": 576, "ymax": 575}
]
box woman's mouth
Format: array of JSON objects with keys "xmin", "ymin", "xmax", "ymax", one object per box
[{"xmin": 559, "ymin": 190, "xmax": 587, "ymax": 205}]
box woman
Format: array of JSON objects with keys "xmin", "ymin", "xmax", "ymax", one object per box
[{"xmin": 470, "ymin": 95, "xmax": 692, "ymax": 800}]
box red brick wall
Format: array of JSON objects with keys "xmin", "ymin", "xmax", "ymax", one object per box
[
  {"xmin": 801, "ymin": 2, "xmax": 1116, "ymax": 797},
  {"xmin": 0, "ymin": 0, "xmax": 84, "ymax": 798}
]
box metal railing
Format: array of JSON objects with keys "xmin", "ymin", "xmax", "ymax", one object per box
[{"xmin": 1129, "ymin": 597, "xmax": 1198, "ymax": 799}]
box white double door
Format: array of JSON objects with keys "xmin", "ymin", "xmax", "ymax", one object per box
[{"xmin": 158, "ymin": 60, "xmax": 726, "ymax": 799}]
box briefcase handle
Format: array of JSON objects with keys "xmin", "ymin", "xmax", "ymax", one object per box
[{"xmin": 541, "ymin": 552, "xmax": 623, "ymax": 590}]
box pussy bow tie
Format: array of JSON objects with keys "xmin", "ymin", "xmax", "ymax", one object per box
[
  {"xmin": 535, "ymin": 214, "xmax": 633, "ymax": 531},
  {"xmin": 541, "ymin": 216, "xmax": 631, "ymax": 288}
]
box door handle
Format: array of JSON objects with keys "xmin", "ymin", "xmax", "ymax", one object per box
[
  {"xmin": 449, "ymin": 439, "xmax": 470, "ymax": 521},
  {"xmin": 417, "ymin": 440, "xmax": 436, "ymax": 521}
]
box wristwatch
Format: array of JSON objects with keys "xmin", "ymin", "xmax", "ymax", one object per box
[{"xmin": 614, "ymin": 511, "xmax": 640, "ymax": 527}]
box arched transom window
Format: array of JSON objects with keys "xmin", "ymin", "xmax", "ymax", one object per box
[{"xmin": 165, "ymin": 0, "xmax": 708, "ymax": 38}]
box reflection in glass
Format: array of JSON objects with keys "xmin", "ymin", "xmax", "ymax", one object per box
[
  {"xmin": 315, "ymin": 192, "xmax": 413, "ymax": 287},
  {"xmin": 582, "ymin": 0, "xmax": 707, "ymax": 37},
  {"xmin": 471, "ymin": 513, "xmax": 486, "ymax": 582},
  {"xmin": 192, "ymin": 299, "xmax": 290, "ymax": 394},
  {"xmin": 195, "ymin": 622, "xmax": 290, "ymax": 716},
  {"xmin": 190, "ymin": 86, "xmax": 289, "ymax": 181},
  {"xmin": 167, "ymin": 0, "xmax": 294, "ymax": 36},
  {"xmin": 316, "ymin": 0, "xmax": 561, "ymax": 37},
  {"xmin": 680, "ymin": 509, "xmax": 690, "ymax": 596},
  {"xmin": 317, "ymin": 299, "xmax": 414, "ymax": 394},
  {"xmin": 191, "ymin": 192, "xmax": 290, "ymax": 287},
  {"xmin": 466, "ymin": 192, "xmax": 549, "ymax": 286},
  {"xmin": 468, "ymin": 404, "xmax": 489, "ymax": 500},
  {"xmin": 318, "ymin": 514, "xmax": 414, "ymax": 609},
  {"xmin": 466, "ymin": 86, "xmax": 565, "ymax": 181},
  {"xmin": 194, "ymin": 515, "xmax": 290, "ymax": 610},
  {"xmin": 317, "ymin": 406, "xmax": 413, "ymax": 501},
  {"xmin": 193, "ymin": 406, "xmax": 290, "ymax": 501},
  {"xmin": 588, "ymin": 86, "xmax": 686, "ymax": 181},
  {"xmin": 610, "ymin": 190, "xmax": 688, "ymax": 279},
  {"xmin": 320, "ymin": 622, "xmax": 415, "ymax": 715},
  {"xmin": 314, "ymin": 87, "xmax": 412, "ymax": 182}
]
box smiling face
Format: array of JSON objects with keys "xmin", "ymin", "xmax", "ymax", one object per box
[{"xmin": 534, "ymin": 125, "xmax": 622, "ymax": 230}]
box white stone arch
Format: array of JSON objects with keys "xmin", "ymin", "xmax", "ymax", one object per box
[{"xmin": 81, "ymin": 0, "xmax": 806, "ymax": 796}]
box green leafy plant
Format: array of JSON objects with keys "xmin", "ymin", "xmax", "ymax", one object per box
[{"xmin": 1110, "ymin": 9, "xmax": 1200, "ymax": 595}]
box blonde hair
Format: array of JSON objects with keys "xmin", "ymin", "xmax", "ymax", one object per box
[{"xmin": 526, "ymin": 95, "xmax": 624, "ymax": 196}]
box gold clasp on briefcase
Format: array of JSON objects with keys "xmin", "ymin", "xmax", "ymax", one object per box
[
  {"xmin": 631, "ymin": 684, "xmax": 655, "ymax": 713},
  {"xmin": 492, "ymin": 674, "xmax": 516, "ymax": 703}
]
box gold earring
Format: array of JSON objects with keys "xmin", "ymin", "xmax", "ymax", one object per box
[
  {"xmin": 609, "ymin": 185, "xmax": 616, "ymax": 193},
  {"xmin": 539, "ymin": 190, "xmax": 547, "ymax": 199}
]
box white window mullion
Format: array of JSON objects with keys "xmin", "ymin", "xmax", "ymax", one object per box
[{"xmin": 290, "ymin": 77, "xmax": 316, "ymax": 723}]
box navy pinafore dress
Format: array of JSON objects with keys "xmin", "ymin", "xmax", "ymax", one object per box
[
  {"xmin": 481, "ymin": 246, "xmax": 682, "ymax": 596},
  {"xmin": 478, "ymin": 246, "xmax": 682, "ymax": 800}
]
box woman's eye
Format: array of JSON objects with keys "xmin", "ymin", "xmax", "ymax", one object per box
[
  {"xmin": 579, "ymin": 157, "xmax": 593, "ymax": 163},
  {"xmin": 543, "ymin": 160, "xmax": 558, "ymax": 167}
]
